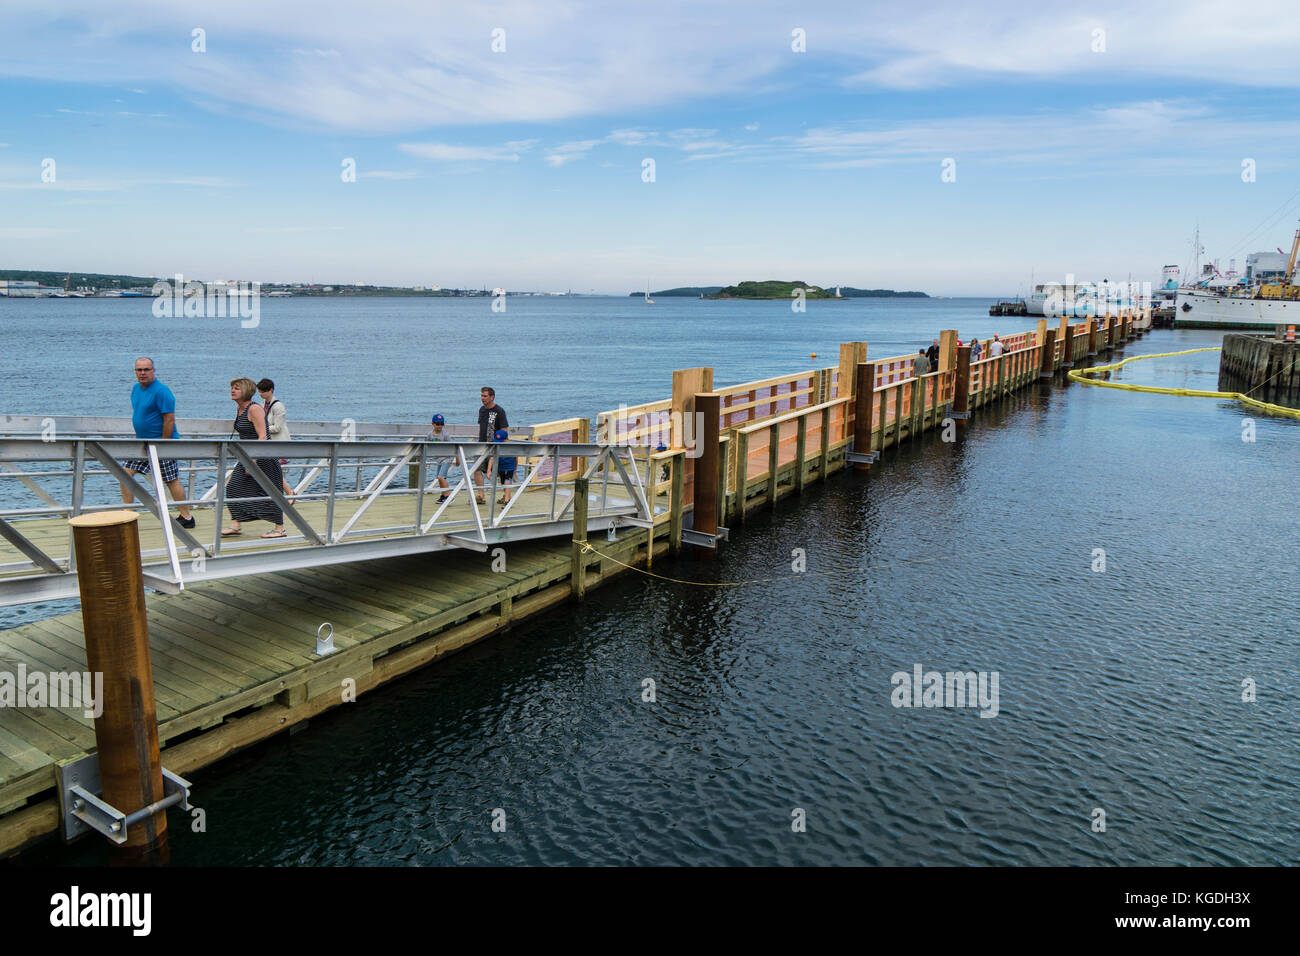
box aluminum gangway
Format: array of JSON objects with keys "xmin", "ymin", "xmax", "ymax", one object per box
[{"xmin": 0, "ymin": 415, "xmax": 664, "ymax": 606}]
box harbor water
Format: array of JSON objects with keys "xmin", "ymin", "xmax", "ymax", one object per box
[{"xmin": 2, "ymin": 297, "xmax": 1297, "ymax": 865}]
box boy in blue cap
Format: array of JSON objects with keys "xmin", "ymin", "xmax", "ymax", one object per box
[
  {"xmin": 494, "ymin": 428, "xmax": 516, "ymax": 505},
  {"xmin": 429, "ymin": 413, "xmax": 453, "ymax": 502}
]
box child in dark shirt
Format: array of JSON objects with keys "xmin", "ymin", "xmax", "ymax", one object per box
[{"xmin": 494, "ymin": 428, "xmax": 516, "ymax": 505}]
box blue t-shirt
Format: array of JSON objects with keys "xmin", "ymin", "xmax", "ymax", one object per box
[
  {"xmin": 131, "ymin": 380, "xmax": 180, "ymax": 439},
  {"xmin": 498, "ymin": 454, "xmax": 516, "ymax": 473}
]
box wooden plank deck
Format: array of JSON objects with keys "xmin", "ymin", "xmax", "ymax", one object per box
[{"xmin": 0, "ymin": 524, "xmax": 663, "ymax": 844}]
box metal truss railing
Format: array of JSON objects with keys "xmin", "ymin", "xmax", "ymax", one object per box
[{"xmin": 0, "ymin": 426, "xmax": 660, "ymax": 607}]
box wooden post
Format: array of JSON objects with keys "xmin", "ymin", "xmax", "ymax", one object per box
[
  {"xmin": 1040, "ymin": 328, "xmax": 1056, "ymax": 378},
  {"xmin": 571, "ymin": 477, "xmax": 588, "ymax": 600},
  {"xmin": 669, "ymin": 452, "xmax": 684, "ymax": 556},
  {"xmin": 694, "ymin": 393, "xmax": 721, "ymax": 536},
  {"xmin": 794, "ymin": 414, "xmax": 807, "ymax": 493},
  {"xmin": 854, "ymin": 362, "xmax": 876, "ymax": 472},
  {"xmin": 672, "ymin": 367, "xmax": 712, "ymax": 513},
  {"xmin": 68, "ymin": 511, "xmax": 169, "ymax": 866},
  {"xmin": 766, "ymin": 423, "xmax": 779, "ymax": 507},
  {"xmin": 1058, "ymin": 316, "xmax": 1070, "ymax": 368},
  {"xmin": 939, "ymin": 330, "xmax": 958, "ymax": 373},
  {"xmin": 1035, "ymin": 318, "xmax": 1048, "ymax": 349},
  {"xmin": 575, "ymin": 418, "xmax": 590, "ymax": 482},
  {"xmin": 837, "ymin": 342, "xmax": 868, "ymax": 400},
  {"xmin": 953, "ymin": 344, "xmax": 971, "ymax": 432},
  {"xmin": 911, "ymin": 376, "xmax": 923, "ymax": 438},
  {"xmin": 818, "ymin": 405, "xmax": 830, "ymax": 479},
  {"xmin": 1087, "ymin": 317, "xmax": 1098, "ymax": 355}
]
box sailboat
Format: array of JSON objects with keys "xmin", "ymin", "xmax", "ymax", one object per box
[{"xmin": 645, "ymin": 280, "xmax": 654, "ymax": 305}]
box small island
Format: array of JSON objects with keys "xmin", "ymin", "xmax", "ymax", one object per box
[{"xmin": 628, "ymin": 281, "xmax": 929, "ymax": 300}]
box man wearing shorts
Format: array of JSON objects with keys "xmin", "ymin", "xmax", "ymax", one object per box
[
  {"xmin": 120, "ymin": 357, "xmax": 195, "ymax": 528},
  {"xmin": 473, "ymin": 386, "xmax": 507, "ymax": 505}
]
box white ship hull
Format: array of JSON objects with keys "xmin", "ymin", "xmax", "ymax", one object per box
[{"xmin": 1174, "ymin": 290, "xmax": 1296, "ymax": 329}]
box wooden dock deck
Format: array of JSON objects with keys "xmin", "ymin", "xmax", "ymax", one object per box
[
  {"xmin": 0, "ymin": 310, "xmax": 1145, "ymax": 857},
  {"xmin": 0, "ymin": 525, "xmax": 665, "ymax": 855}
]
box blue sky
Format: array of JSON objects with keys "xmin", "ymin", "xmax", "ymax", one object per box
[{"xmin": 2, "ymin": 1, "xmax": 1299, "ymax": 294}]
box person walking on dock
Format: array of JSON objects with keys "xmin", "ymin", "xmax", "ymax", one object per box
[
  {"xmin": 474, "ymin": 387, "xmax": 508, "ymax": 505},
  {"xmin": 494, "ymin": 428, "xmax": 516, "ymax": 505},
  {"xmin": 988, "ymin": 335, "xmax": 1005, "ymax": 357},
  {"xmin": 119, "ymin": 356, "xmax": 195, "ymax": 528},
  {"xmin": 912, "ymin": 349, "xmax": 930, "ymax": 378},
  {"xmin": 927, "ymin": 339, "xmax": 940, "ymax": 372},
  {"xmin": 429, "ymin": 413, "xmax": 453, "ymax": 503},
  {"xmin": 970, "ymin": 338, "xmax": 983, "ymax": 361},
  {"xmin": 257, "ymin": 378, "xmax": 295, "ymax": 503},
  {"xmin": 222, "ymin": 377, "xmax": 286, "ymax": 539}
]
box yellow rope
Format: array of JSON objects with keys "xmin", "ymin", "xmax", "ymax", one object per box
[
  {"xmin": 1068, "ymin": 347, "xmax": 1300, "ymax": 419},
  {"xmin": 580, "ymin": 541, "xmax": 1016, "ymax": 588}
]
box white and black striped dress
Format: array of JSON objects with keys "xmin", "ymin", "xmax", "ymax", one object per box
[{"xmin": 225, "ymin": 405, "xmax": 284, "ymax": 524}]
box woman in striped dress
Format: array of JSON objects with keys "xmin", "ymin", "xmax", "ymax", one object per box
[{"xmin": 221, "ymin": 377, "xmax": 287, "ymax": 538}]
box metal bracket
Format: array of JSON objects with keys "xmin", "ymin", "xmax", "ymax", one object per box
[
  {"xmin": 1039, "ymin": 371, "xmax": 1054, "ymax": 379},
  {"xmin": 617, "ymin": 516, "xmax": 656, "ymax": 530},
  {"xmin": 948, "ymin": 411, "xmax": 970, "ymax": 421},
  {"xmin": 55, "ymin": 753, "xmax": 193, "ymax": 845},
  {"xmin": 681, "ymin": 526, "xmax": 729, "ymax": 548},
  {"xmin": 844, "ymin": 450, "xmax": 879, "ymax": 465}
]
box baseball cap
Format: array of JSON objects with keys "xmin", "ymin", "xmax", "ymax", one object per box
[
  {"xmin": 493, "ymin": 429, "xmax": 508, "ymax": 441},
  {"xmin": 431, "ymin": 414, "xmax": 444, "ymax": 425}
]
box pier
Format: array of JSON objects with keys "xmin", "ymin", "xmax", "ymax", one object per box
[
  {"xmin": 1219, "ymin": 331, "xmax": 1300, "ymax": 399},
  {"xmin": 0, "ymin": 309, "xmax": 1145, "ymax": 857}
]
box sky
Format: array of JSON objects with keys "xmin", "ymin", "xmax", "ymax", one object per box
[{"xmin": 1, "ymin": 0, "xmax": 1299, "ymax": 295}]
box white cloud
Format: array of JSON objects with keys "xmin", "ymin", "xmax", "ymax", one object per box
[
  {"xmin": 2, "ymin": 3, "xmax": 1295, "ymax": 133},
  {"xmin": 745, "ymin": 122, "xmax": 760, "ymax": 132},
  {"xmin": 545, "ymin": 139, "xmax": 603, "ymax": 167},
  {"xmin": 399, "ymin": 140, "xmax": 536, "ymax": 161},
  {"xmin": 361, "ymin": 169, "xmax": 420, "ymax": 179},
  {"xmin": 0, "ymin": 227, "xmax": 84, "ymax": 238}
]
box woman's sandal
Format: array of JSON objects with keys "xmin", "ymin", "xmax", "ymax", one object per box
[
  {"xmin": 260, "ymin": 530, "xmax": 287, "ymax": 538},
  {"xmin": 221, "ymin": 528, "xmax": 242, "ymax": 537}
]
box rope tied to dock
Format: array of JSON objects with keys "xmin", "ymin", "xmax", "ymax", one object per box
[
  {"xmin": 579, "ymin": 541, "xmax": 1016, "ymax": 588},
  {"xmin": 1068, "ymin": 347, "xmax": 1300, "ymax": 419}
]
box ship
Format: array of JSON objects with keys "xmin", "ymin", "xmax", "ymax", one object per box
[{"xmin": 1175, "ymin": 226, "xmax": 1300, "ymax": 329}]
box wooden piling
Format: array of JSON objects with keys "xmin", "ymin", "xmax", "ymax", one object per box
[
  {"xmin": 953, "ymin": 344, "xmax": 971, "ymax": 431},
  {"xmin": 693, "ymin": 393, "xmax": 721, "ymax": 537},
  {"xmin": 668, "ymin": 452, "xmax": 684, "ymax": 556},
  {"xmin": 854, "ymin": 362, "xmax": 876, "ymax": 472},
  {"xmin": 1087, "ymin": 318, "xmax": 1098, "ymax": 356},
  {"xmin": 68, "ymin": 511, "xmax": 169, "ymax": 866},
  {"xmin": 571, "ymin": 477, "xmax": 588, "ymax": 600},
  {"xmin": 794, "ymin": 416, "xmax": 808, "ymax": 493},
  {"xmin": 1040, "ymin": 328, "xmax": 1056, "ymax": 378}
]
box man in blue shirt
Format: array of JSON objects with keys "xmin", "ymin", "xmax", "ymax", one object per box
[{"xmin": 120, "ymin": 357, "xmax": 195, "ymax": 528}]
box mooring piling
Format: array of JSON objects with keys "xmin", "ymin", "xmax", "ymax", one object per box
[{"xmin": 67, "ymin": 510, "xmax": 169, "ymax": 866}]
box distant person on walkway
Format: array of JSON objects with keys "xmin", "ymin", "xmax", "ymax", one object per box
[
  {"xmin": 257, "ymin": 378, "xmax": 295, "ymax": 503},
  {"xmin": 989, "ymin": 334, "xmax": 1005, "ymax": 357},
  {"xmin": 474, "ymin": 387, "xmax": 508, "ymax": 505},
  {"xmin": 912, "ymin": 349, "xmax": 930, "ymax": 379},
  {"xmin": 119, "ymin": 356, "xmax": 195, "ymax": 529},
  {"xmin": 222, "ymin": 377, "xmax": 286, "ymax": 539},
  {"xmin": 494, "ymin": 428, "xmax": 516, "ymax": 505},
  {"xmin": 927, "ymin": 339, "xmax": 940, "ymax": 372},
  {"xmin": 970, "ymin": 339, "xmax": 983, "ymax": 361},
  {"xmin": 429, "ymin": 413, "xmax": 454, "ymax": 503}
]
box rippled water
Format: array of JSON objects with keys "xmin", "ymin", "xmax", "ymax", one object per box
[{"xmin": 3, "ymin": 298, "xmax": 1297, "ymax": 865}]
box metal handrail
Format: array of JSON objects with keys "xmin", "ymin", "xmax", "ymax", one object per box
[{"xmin": 0, "ymin": 435, "xmax": 661, "ymax": 607}]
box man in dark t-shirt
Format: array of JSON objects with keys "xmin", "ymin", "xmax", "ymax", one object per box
[
  {"xmin": 474, "ymin": 386, "xmax": 508, "ymax": 504},
  {"xmin": 926, "ymin": 339, "xmax": 940, "ymax": 372}
]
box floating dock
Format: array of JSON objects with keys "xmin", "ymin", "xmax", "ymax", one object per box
[{"xmin": 0, "ymin": 310, "xmax": 1145, "ymax": 857}]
